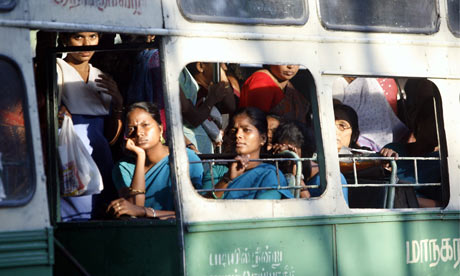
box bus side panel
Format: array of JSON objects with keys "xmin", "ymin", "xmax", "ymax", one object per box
[
  {"xmin": 336, "ymin": 219, "xmax": 460, "ymax": 276},
  {"xmin": 185, "ymin": 224, "xmax": 334, "ymax": 276},
  {"xmin": 54, "ymin": 221, "xmax": 179, "ymax": 275}
]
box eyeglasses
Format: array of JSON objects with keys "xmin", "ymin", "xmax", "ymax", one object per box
[{"xmin": 335, "ymin": 122, "xmax": 352, "ymax": 131}]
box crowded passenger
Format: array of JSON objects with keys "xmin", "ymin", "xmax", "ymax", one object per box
[
  {"xmin": 108, "ymin": 102, "xmax": 203, "ymax": 218},
  {"xmin": 270, "ymin": 121, "xmax": 314, "ymax": 198},
  {"xmin": 206, "ymin": 107, "xmax": 293, "ymax": 199},
  {"xmin": 180, "ymin": 62, "xmax": 237, "ymax": 154},
  {"xmin": 57, "ymin": 31, "xmax": 123, "ymax": 221},
  {"xmin": 382, "ymin": 98, "xmax": 441, "ymax": 207},
  {"xmin": 239, "ymin": 65, "xmax": 310, "ymax": 124},
  {"xmin": 266, "ymin": 113, "xmax": 282, "ymax": 151},
  {"xmin": 332, "ymin": 77, "xmax": 409, "ymax": 151}
]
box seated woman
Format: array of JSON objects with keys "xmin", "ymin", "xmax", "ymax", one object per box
[
  {"xmin": 239, "ymin": 65, "xmax": 309, "ymax": 124},
  {"xmin": 108, "ymin": 102, "xmax": 203, "ymax": 218},
  {"xmin": 207, "ymin": 107, "xmax": 293, "ymax": 199},
  {"xmin": 333, "ymin": 103, "xmax": 399, "ymax": 207},
  {"xmin": 382, "ymin": 99, "xmax": 441, "ymax": 207}
]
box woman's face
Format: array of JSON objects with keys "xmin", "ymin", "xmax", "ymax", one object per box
[
  {"xmin": 266, "ymin": 116, "xmax": 280, "ymax": 147},
  {"xmin": 125, "ymin": 108, "xmax": 162, "ymax": 150},
  {"xmin": 65, "ymin": 32, "xmax": 99, "ymax": 63},
  {"xmin": 269, "ymin": 65, "xmax": 299, "ymax": 82},
  {"xmin": 231, "ymin": 114, "xmax": 266, "ymax": 157},
  {"xmin": 335, "ymin": 119, "xmax": 352, "ymax": 151}
]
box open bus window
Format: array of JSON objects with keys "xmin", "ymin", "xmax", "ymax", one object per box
[
  {"xmin": 178, "ymin": 0, "xmax": 308, "ymax": 25},
  {"xmin": 319, "ymin": 0, "xmax": 440, "ymax": 34},
  {"xmin": 447, "ymin": 0, "xmax": 460, "ymax": 37},
  {"xmin": 180, "ymin": 63, "xmax": 325, "ymax": 201},
  {"xmin": 332, "ymin": 77, "xmax": 448, "ymax": 208},
  {"xmin": 0, "ymin": 57, "xmax": 34, "ymax": 206}
]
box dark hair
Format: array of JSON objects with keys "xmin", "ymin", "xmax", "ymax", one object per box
[
  {"xmin": 126, "ymin": 102, "xmax": 161, "ymax": 125},
  {"xmin": 232, "ymin": 107, "xmax": 267, "ymax": 137},
  {"xmin": 272, "ymin": 121, "xmax": 316, "ymax": 157},
  {"xmin": 333, "ymin": 103, "xmax": 360, "ymax": 148},
  {"xmin": 186, "ymin": 62, "xmax": 200, "ymax": 77},
  {"xmin": 266, "ymin": 113, "xmax": 282, "ymax": 122}
]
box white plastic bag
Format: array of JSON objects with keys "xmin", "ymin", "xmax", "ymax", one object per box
[{"xmin": 58, "ymin": 115, "xmax": 103, "ymax": 196}]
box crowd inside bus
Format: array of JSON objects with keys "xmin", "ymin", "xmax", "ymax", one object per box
[{"xmin": 9, "ymin": 30, "xmax": 443, "ymax": 222}]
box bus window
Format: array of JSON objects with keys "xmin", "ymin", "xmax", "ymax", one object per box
[
  {"xmin": 178, "ymin": 0, "xmax": 308, "ymax": 25},
  {"xmin": 447, "ymin": 0, "xmax": 460, "ymax": 37},
  {"xmin": 319, "ymin": 0, "xmax": 440, "ymax": 34},
  {"xmin": 180, "ymin": 63, "xmax": 330, "ymax": 201},
  {"xmin": 332, "ymin": 77, "xmax": 448, "ymax": 208},
  {"xmin": 0, "ymin": 57, "xmax": 34, "ymax": 206}
]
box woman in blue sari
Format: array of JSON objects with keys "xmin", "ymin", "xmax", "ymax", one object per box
[
  {"xmin": 108, "ymin": 102, "xmax": 203, "ymax": 218},
  {"xmin": 211, "ymin": 107, "xmax": 292, "ymax": 199}
]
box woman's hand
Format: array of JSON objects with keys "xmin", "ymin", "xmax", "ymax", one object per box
[
  {"xmin": 125, "ymin": 138, "xmax": 145, "ymax": 156},
  {"xmin": 272, "ymin": 143, "xmax": 301, "ymax": 156},
  {"xmin": 95, "ymin": 74, "xmax": 123, "ymax": 109},
  {"xmin": 228, "ymin": 154, "xmax": 250, "ymax": 180},
  {"xmin": 379, "ymin": 147, "xmax": 398, "ymax": 158},
  {"xmin": 58, "ymin": 105, "xmax": 71, "ymax": 127},
  {"xmin": 379, "ymin": 147, "xmax": 398, "ymax": 170},
  {"xmin": 107, "ymin": 198, "xmax": 145, "ymax": 218}
]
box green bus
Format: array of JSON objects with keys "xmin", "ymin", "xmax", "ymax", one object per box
[{"xmin": 0, "ymin": 0, "xmax": 459, "ymax": 275}]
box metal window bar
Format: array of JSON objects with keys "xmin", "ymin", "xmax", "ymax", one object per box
[
  {"xmin": 194, "ymin": 152, "xmax": 312, "ymax": 197},
  {"xmin": 193, "ymin": 154, "xmax": 441, "ymax": 206},
  {"xmin": 339, "ymin": 155, "xmax": 441, "ymax": 208}
]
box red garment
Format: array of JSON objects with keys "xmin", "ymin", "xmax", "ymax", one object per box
[
  {"xmin": 239, "ymin": 71, "xmax": 284, "ymax": 112},
  {"xmin": 377, "ymin": 78, "xmax": 398, "ymax": 115}
]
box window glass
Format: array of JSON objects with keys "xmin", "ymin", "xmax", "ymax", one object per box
[
  {"xmin": 319, "ymin": 0, "xmax": 439, "ymax": 34},
  {"xmin": 0, "ymin": 57, "xmax": 34, "ymax": 206},
  {"xmin": 178, "ymin": 0, "xmax": 308, "ymax": 25},
  {"xmin": 447, "ymin": 0, "xmax": 460, "ymax": 37}
]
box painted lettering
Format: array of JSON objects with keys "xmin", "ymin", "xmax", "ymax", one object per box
[
  {"xmin": 406, "ymin": 237, "xmax": 460, "ymax": 269},
  {"xmin": 208, "ymin": 245, "xmax": 290, "ymax": 276},
  {"xmin": 53, "ymin": 0, "xmax": 143, "ymax": 15}
]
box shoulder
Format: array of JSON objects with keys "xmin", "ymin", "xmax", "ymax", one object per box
[
  {"xmin": 186, "ymin": 148, "xmax": 201, "ymax": 162},
  {"xmin": 186, "ymin": 148, "xmax": 203, "ymax": 173},
  {"xmin": 244, "ymin": 70, "xmax": 273, "ymax": 86},
  {"xmin": 115, "ymin": 157, "xmax": 136, "ymax": 172}
]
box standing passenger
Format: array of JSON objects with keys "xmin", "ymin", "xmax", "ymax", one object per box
[
  {"xmin": 240, "ymin": 65, "xmax": 309, "ymax": 124},
  {"xmin": 57, "ymin": 32, "xmax": 123, "ymax": 221}
]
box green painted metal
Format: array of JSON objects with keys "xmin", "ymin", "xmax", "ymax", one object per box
[
  {"xmin": 186, "ymin": 224, "xmax": 334, "ymax": 276},
  {"xmin": 54, "ymin": 219, "xmax": 180, "ymax": 276},
  {"xmin": 0, "ymin": 266, "xmax": 52, "ymax": 276},
  {"xmin": 336, "ymin": 220, "xmax": 460, "ymax": 276},
  {"xmin": 183, "ymin": 212, "xmax": 459, "ymax": 276},
  {"xmin": 0, "ymin": 228, "xmax": 53, "ymax": 275}
]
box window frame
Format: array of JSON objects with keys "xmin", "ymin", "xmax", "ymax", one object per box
[
  {"xmin": 317, "ymin": 0, "xmax": 441, "ymax": 34},
  {"xmin": 177, "ymin": 0, "xmax": 309, "ymax": 26},
  {"xmin": 0, "ymin": 55, "xmax": 36, "ymax": 207}
]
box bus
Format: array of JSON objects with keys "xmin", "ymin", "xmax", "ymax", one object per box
[{"xmin": 0, "ymin": 0, "xmax": 459, "ymax": 275}]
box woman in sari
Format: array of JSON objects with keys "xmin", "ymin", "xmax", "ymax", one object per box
[
  {"xmin": 239, "ymin": 65, "xmax": 309, "ymax": 124},
  {"xmin": 108, "ymin": 102, "xmax": 203, "ymax": 218},
  {"xmin": 210, "ymin": 107, "xmax": 293, "ymax": 200}
]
